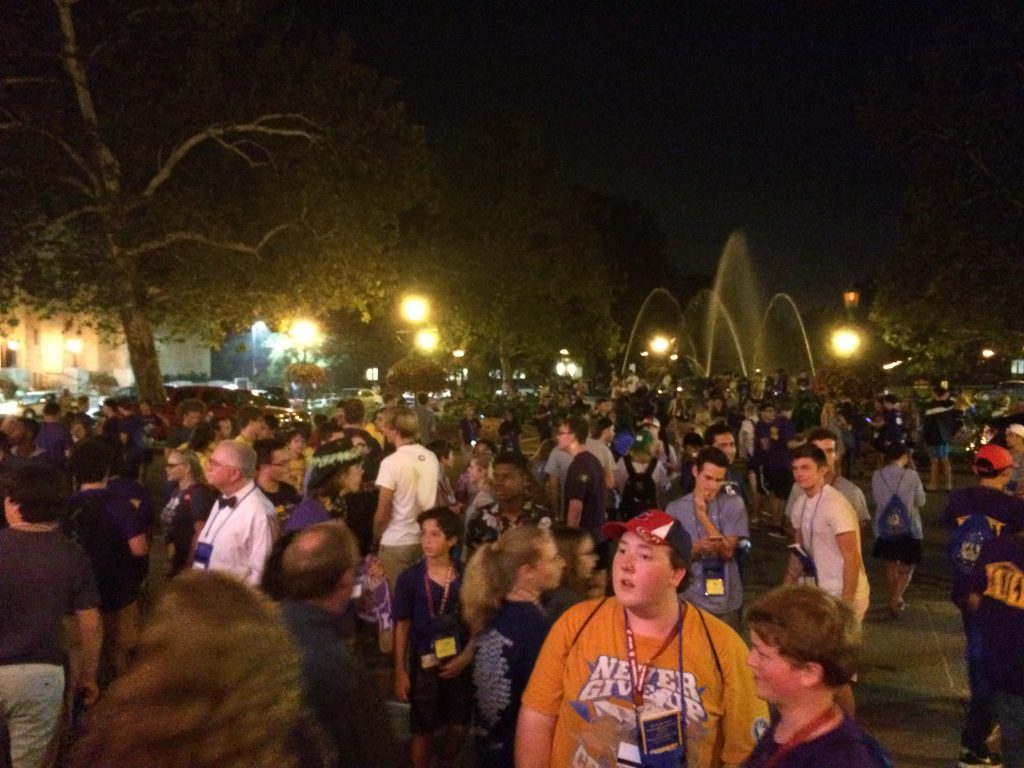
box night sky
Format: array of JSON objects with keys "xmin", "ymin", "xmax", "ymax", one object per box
[{"xmin": 331, "ymin": 1, "xmax": 952, "ymax": 307}]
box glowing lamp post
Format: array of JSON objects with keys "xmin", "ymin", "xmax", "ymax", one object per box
[
  {"xmin": 65, "ymin": 337, "xmax": 83, "ymax": 367},
  {"xmin": 415, "ymin": 329, "xmax": 439, "ymax": 353},
  {"xmin": 649, "ymin": 335, "xmax": 670, "ymax": 355},
  {"xmin": 289, "ymin": 319, "xmax": 321, "ymax": 362},
  {"xmin": 402, "ymin": 296, "xmax": 429, "ymax": 325},
  {"xmin": 831, "ymin": 327, "xmax": 862, "ymax": 358}
]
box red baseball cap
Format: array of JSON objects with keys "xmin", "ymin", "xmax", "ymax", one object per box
[
  {"xmin": 602, "ymin": 510, "xmax": 692, "ymax": 568},
  {"xmin": 974, "ymin": 444, "xmax": 1016, "ymax": 472}
]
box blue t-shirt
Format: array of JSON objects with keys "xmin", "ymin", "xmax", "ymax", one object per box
[
  {"xmin": 743, "ymin": 716, "xmax": 887, "ymax": 768},
  {"xmin": 472, "ymin": 600, "xmax": 551, "ymax": 768},
  {"xmin": 393, "ymin": 559, "xmax": 467, "ymax": 660}
]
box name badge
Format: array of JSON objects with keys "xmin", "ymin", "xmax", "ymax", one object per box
[
  {"xmin": 433, "ymin": 635, "xmax": 458, "ymax": 660},
  {"xmin": 702, "ymin": 557, "xmax": 726, "ymax": 597},
  {"xmin": 194, "ymin": 541, "xmax": 213, "ymax": 568},
  {"xmin": 640, "ymin": 709, "xmax": 683, "ymax": 755},
  {"xmin": 420, "ymin": 653, "xmax": 439, "ymax": 669}
]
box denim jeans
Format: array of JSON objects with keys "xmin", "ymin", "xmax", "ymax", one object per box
[
  {"xmin": 998, "ymin": 691, "xmax": 1024, "ymax": 768},
  {"xmin": 960, "ymin": 611, "xmax": 997, "ymax": 754},
  {"xmin": 0, "ymin": 664, "xmax": 65, "ymax": 768}
]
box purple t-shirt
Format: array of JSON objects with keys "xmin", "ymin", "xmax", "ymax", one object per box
[
  {"xmin": 36, "ymin": 421, "xmax": 72, "ymax": 467},
  {"xmin": 66, "ymin": 488, "xmax": 147, "ymax": 612},
  {"xmin": 284, "ymin": 497, "xmax": 331, "ymax": 533},
  {"xmin": 753, "ymin": 418, "xmax": 797, "ymax": 472},
  {"xmin": 393, "ymin": 558, "xmax": 467, "ymax": 659},
  {"xmin": 0, "ymin": 529, "xmax": 99, "ymax": 666},
  {"xmin": 970, "ymin": 534, "xmax": 1024, "ymax": 696},
  {"xmin": 942, "ymin": 486, "xmax": 1024, "ymax": 608},
  {"xmin": 743, "ymin": 716, "xmax": 885, "ymax": 767},
  {"xmin": 565, "ymin": 451, "xmax": 608, "ymax": 541}
]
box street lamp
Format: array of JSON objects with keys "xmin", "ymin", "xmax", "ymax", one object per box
[
  {"xmin": 415, "ymin": 329, "xmax": 438, "ymax": 352},
  {"xmin": 65, "ymin": 337, "xmax": 83, "ymax": 367},
  {"xmin": 831, "ymin": 327, "xmax": 862, "ymax": 358},
  {"xmin": 402, "ymin": 296, "xmax": 429, "ymax": 324},
  {"xmin": 452, "ymin": 349, "xmax": 465, "ymax": 359},
  {"xmin": 649, "ymin": 335, "xmax": 670, "ymax": 355},
  {"xmin": 289, "ymin": 319, "xmax": 321, "ymax": 362},
  {"xmin": 251, "ymin": 320, "xmax": 267, "ymax": 376},
  {"xmin": 981, "ymin": 348, "xmax": 996, "ymax": 359}
]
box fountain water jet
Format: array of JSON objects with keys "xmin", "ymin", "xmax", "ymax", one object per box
[{"xmin": 755, "ymin": 293, "xmax": 816, "ymax": 376}]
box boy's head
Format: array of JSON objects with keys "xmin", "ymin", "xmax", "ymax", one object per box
[
  {"xmin": 417, "ymin": 506, "xmax": 462, "ymax": 557},
  {"xmin": 746, "ymin": 584, "xmax": 861, "ymax": 689}
]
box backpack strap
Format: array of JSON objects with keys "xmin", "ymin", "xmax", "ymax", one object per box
[
  {"xmin": 570, "ymin": 597, "xmax": 609, "ymax": 650},
  {"xmin": 692, "ymin": 604, "xmax": 724, "ymax": 682},
  {"xmin": 643, "ymin": 457, "xmax": 658, "ymax": 477},
  {"xmin": 625, "ymin": 460, "xmax": 638, "ymax": 480}
]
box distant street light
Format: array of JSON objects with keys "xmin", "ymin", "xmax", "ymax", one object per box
[
  {"xmin": 452, "ymin": 349, "xmax": 465, "ymax": 358},
  {"xmin": 831, "ymin": 327, "xmax": 861, "ymax": 358},
  {"xmin": 649, "ymin": 335, "xmax": 670, "ymax": 355},
  {"xmin": 65, "ymin": 337, "xmax": 83, "ymax": 367},
  {"xmin": 402, "ymin": 296, "xmax": 429, "ymax": 324},
  {"xmin": 289, "ymin": 319, "xmax": 321, "ymax": 362},
  {"xmin": 981, "ymin": 348, "xmax": 996, "ymax": 359},
  {"xmin": 415, "ymin": 329, "xmax": 438, "ymax": 352}
]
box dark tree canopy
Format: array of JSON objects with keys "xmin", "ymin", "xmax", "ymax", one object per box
[
  {"xmin": 402, "ymin": 116, "xmax": 620, "ymax": 389},
  {"xmin": 862, "ymin": 6, "xmax": 1024, "ymax": 369},
  {"xmin": 0, "ymin": 0, "xmax": 430, "ymax": 400}
]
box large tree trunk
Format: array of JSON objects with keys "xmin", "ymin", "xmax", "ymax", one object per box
[
  {"xmin": 499, "ymin": 340, "xmax": 513, "ymax": 395},
  {"xmin": 57, "ymin": 0, "xmax": 166, "ymax": 401},
  {"xmin": 120, "ymin": 302, "xmax": 166, "ymax": 403}
]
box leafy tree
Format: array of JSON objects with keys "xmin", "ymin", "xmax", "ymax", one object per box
[
  {"xmin": 862, "ymin": 7, "xmax": 1024, "ymax": 369},
  {"xmin": 0, "ymin": 1, "xmax": 429, "ymax": 400},
  {"xmin": 385, "ymin": 356, "xmax": 447, "ymax": 394},
  {"xmin": 406, "ymin": 118, "xmax": 620, "ymax": 389}
]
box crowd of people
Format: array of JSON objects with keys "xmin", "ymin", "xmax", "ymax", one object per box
[{"xmin": 0, "ymin": 374, "xmax": 1021, "ymax": 768}]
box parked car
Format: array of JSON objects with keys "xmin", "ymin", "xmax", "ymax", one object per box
[
  {"xmin": 976, "ymin": 380, "xmax": 1024, "ymax": 403},
  {"xmin": 337, "ymin": 387, "xmax": 384, "ymax": 412},
  {"xmin": 158, "ymin": 385, "xmax": 308, "ymax": 430},
  {"xmin": 1, "ymin": 390, "xmax": 60, "ymax": 417}
]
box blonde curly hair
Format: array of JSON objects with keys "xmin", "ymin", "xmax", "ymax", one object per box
[
  {"xmin": 72, "ymin": 571, "xmax": 326, "ymax": 768},
  {"xmin": 461, "ymin": 526, "xmax": 553, "ymax": 634}
]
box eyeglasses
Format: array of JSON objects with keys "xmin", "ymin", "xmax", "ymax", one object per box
[
  {"xmin": 165, "ymin": 462, "xmax": 185, "ymax": 469},
  {"xmin": 206, "ymin": 457, "xmax": 237, "ymax": 470},
  {"xmin": 557, "ymin": 430, "xmax": 573, "ymax": 436}
]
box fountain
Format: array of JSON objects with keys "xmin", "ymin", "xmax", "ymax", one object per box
[{"xmin": 621, "ymin": 231, "xmax": 816, "ymax": 379}]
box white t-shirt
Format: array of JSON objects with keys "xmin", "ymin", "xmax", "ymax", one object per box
[
  {"xmin": 584, "ymin": 438, "xmax": 615, "ymax": 478},
  {"xmin": 790, "ymin": 484, "xmax": 870, "ymax": 619},
  {"xmin": 194, "ymin": 481, "xmax": 276, "ymax": 586},
  {"xmin": 377, "ymin": 443, "xmax": 440, "ymax": 547}
]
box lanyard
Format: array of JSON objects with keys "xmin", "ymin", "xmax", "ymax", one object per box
[
  {"xmin": 200, "ymin": 486, "xmax": 256, "ymax": 544},
  {"xmin": 798, "ymin": 490, "xmax": 825, "ymax": 556},
  {"xmin": 624, "ymin": 603, "xmax": 682, "ymax": 708},
  {"xmin": 760, "ymin": 706, "xmax": 839, "ymax": 768},
  {"xmin": 424, "ymin": 563, "xmax": 455, "ymax": 618}
]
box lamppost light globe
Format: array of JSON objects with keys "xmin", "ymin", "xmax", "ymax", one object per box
[
  {"xmin": 402, "ymin": 296, "xmax": 429, "ymax": 324},
  {"xmin": 831, "ymin": 327, "xmax": 861, "ymax": 357},
  {"xmin": 289, "ymin": 319, "xmax": 320, "ymax": 347},
  {"xmin": 559, "ymin": 348, "xmax": 569, "ymax": 356},
  {"xmin": 981, "ymin": 348, "xmax": 996, "ymax": 359},
  {"xmin": 649, "ymin": 335, "xmax": 670, "ymax": 354},
  {"xmin": 452, "ymin": 349, "xmax": 465, "ymax": 358},
  {"xmin": 415, "ymin": 329, "xmax": 438, "ymax": 352}
]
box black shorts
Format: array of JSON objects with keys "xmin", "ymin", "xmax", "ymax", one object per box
[
  {"xmin": 758, "ymin": 467, "xmax": 793, "ymax": 501},
  {"xmin": 871, "ymin": 534, "xmax": 922, "ymax": 565},
  {"xmin": 409, "ymin": 655, "xmax": 473, "ymax": 734}
]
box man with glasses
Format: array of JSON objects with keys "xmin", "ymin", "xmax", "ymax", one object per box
[{"xmin": 193, "ymin": 441, "xmax": 276, "ymax": 585}]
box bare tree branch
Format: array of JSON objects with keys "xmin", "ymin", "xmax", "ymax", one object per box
[
  {"xmin": 1, "ymin": 77, "xmax": 64, "ymax": 86},
  {"xmin": 124, "ymin": 223, "xmax": 290, "ymax": 259},
  {"xmin": 142, "ymin": 114, "xmax": 321, "ymax": 198},
  {"xmin": 0, "ymin": 120, "xmax": 100, "ymax": 195}
]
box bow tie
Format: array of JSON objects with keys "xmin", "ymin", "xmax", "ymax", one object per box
[{"xmin": 218, "ymin": 495, "xmax": 237, "ymax": 508}]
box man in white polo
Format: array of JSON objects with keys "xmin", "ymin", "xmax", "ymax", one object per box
[
  {"xmin": 373, "ymin": 405, "xmax": 440, "ymax": 591},
  {"xmin": 193, "ymin": 440, "xmax": 276, "ymax": 585}
]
